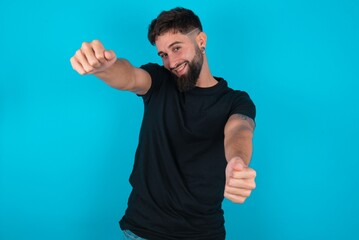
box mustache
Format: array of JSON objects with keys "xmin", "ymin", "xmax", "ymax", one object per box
[{"xmin": 170, "ymin": 61, "xmax": 188, "ymax": 71}]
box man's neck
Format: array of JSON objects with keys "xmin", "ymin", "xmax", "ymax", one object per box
[{"xmin": 196, "ymin": 62, "xmax": 217, "ymax": 88}]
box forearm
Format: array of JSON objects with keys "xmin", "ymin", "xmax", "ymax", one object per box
[
  {"xmin": 95, "ymin": 58, "xmax": 137, "ymax": 90},
  {"xmin": 224, "ymin": 114, "xmax": 255, "ymax": 166},
  {"xmin": 224, "ymin": 116, "xmax": 256, "ymax": 204},
  {"xmin": 224, "ymin": 128, "xmax": 253, "ymax": 166}
]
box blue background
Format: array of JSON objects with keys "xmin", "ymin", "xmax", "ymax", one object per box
[{"xmin": 1, "ymin": 0, "xmax": 358, "ymax": 239}]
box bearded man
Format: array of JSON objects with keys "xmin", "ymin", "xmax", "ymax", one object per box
[{"xmin": 70, "ymin": 7, "xmax": 257, "ymax": 240}]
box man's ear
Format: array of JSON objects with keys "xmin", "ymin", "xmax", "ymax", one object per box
[{"xmin": 196, "ymin": 32, "xmax": 207, "ymax": 48}]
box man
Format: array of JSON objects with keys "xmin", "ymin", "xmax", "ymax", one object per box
[{"xmin": 70, "ymin": 7, "xmax": 256, "ymax": 240}]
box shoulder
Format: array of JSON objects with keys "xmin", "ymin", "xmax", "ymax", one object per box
[
  {"xmin": 218, "ymin": 79, "xmax": 256, "ymax": 121},
  {"xmin": 140, "ymin": 63, "xmax": 171, "ymax": 79},
  {"xmin": 138, "ymin": 63, "xmax": 175, "ymax": 100}
]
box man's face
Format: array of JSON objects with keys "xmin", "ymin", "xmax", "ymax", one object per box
[{"xmin": 156, "ymin": 31, "xmax": 204, "ymax": 92}]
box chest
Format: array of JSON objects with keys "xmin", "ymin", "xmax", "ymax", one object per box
[{"xmin": 145, "ymin": 90, "xmax": 232, "ymax": 140}]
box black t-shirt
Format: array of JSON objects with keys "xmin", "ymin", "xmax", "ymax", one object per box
[{"xmin": 119, "ymin": 63, "xmax": 256, "ymax": 240}]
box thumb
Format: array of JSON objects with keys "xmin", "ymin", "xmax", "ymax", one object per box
[
  {"xmin": 233, "ymin": 160, "xmax": 244, "ymax": 171},
  {"xmin": 104, "ymin": 50, "xmax": 116, "ymax": 61},
  {"xmin": 226, "ymin": 157, "xmax": 245, "ymax": 175},
  {"xmin": 225, "ymin": 158, "xmax": 245, "ymax": 184}
]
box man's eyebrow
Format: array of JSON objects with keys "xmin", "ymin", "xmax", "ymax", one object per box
[
  {"xmin": 157, "ymin": 41, "xmax": 183, "ymax": 56},
  {"xmin": 168, "ymin": 41, "xmax": 183, "ymax": 48}
]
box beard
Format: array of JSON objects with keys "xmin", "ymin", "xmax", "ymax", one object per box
[{"xmin": 174, "ymin": 46, "xmax": 203, "ymax": 92}]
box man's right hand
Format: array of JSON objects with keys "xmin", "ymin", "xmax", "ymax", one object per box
[{"xmin": 70, "ymin": 40, "xmax": 117, "ymax": 75}]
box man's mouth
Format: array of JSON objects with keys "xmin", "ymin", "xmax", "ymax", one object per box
[{"xmin": 171, "ymin": 62, "xmax": 188, "ymax": 75}]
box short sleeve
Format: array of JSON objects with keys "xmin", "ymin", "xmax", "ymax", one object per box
[
  {"xmin": 230, "ymin": 91, "xmax": 256, "ymax": 121},
  {"xmin": 138, "ymin": 63, "xmax": 169, "ymax": 104}
]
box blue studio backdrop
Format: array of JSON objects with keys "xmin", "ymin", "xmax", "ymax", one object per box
[{"xmin": 1, "ymin": 0, "xmax": 358, "ymax": 239}]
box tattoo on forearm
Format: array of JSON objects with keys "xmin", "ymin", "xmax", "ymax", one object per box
[
  {"xmin": 236, "ymin": 114, "xmax": 256, "ymax": 129},
  {"xmin": 237, "ymin": 114, "xmax": 248, "ymax": 120}
]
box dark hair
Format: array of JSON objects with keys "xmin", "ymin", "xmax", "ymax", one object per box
[{"xmin": 148, "ymin": 7, "xmax": 203, "ymax": 45}]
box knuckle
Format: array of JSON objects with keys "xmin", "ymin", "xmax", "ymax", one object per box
[
  {"xmin": 75, "ymin": 50, "xmax": 82, "ymax": 56},
  {"xmin": 89, "ymin": 60, "xmax": 99, "ymax": 67},
  {"xmin": 81, "ymin": 42, "xmax": 90, "ymax": 49},
  {"xmin": 233, "ymin": 197, "xmax": 245, "ymax": 204},
  {"xmin": 84, "ymin": 66, "xmax": 94, "ymax": 73},
  {"xmin": 224, "ymin": 192, "xmax": 230, "ymax": 199},
  {"xmin": 70, "ymin": 56, "xmax": 78, "ymax": 64},
  {"xmin": 76, "ymin": 67, "xmax": 85, "ymax": 75},
  {"xmin": 227, "ymin": 179, "xmax": 233, "ymax": 186},
  {"xmin": 96, "ymin": 55, "xmax": 105, "ymax": 62},
  {"xmin": 244, "ymin": 190, "xmax": 251, "ymax": 197},
  {"xmin": 228, "ymin": 179, "xmax": 238, "ymax": 187}
]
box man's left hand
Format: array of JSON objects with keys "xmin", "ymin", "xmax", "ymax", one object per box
[{"xmin": 224, "ymin": 157, "xmax": 256, "ymax": 203}]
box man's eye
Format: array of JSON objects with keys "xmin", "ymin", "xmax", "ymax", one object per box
[{"xmin": 173, "ymin": 47, "xmax": 180, "ymax": 52}]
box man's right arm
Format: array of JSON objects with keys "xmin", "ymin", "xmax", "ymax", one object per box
[{"xmin": 70, "ymin": 40, "xmax": 151, "ymax": 95}]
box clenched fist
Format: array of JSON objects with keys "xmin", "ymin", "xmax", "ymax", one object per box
[
  {"xmin": 224, "ymin": 157, "xmax": 256, "ymax": 204},
  {"xmin": 70, "ymin": 40, "xmax": 117, "ymax": 75}
]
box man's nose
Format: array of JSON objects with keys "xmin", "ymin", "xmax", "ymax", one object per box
[{"xmin": 168, "ymin": 54, "xmax": 179, "ymax": 70}]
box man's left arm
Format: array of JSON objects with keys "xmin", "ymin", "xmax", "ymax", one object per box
[{"xmin": 224, "ymin": 113, "xmax": 256, "ymax": 203}]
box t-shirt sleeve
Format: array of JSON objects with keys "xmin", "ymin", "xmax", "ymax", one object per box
[
  {"xmin": 138, "ymin": 63, "xmax": 167, "ymax": 104},
  {"xmin": 230, "ymin": 91, "xmax": 256, "ymax": 121}
]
